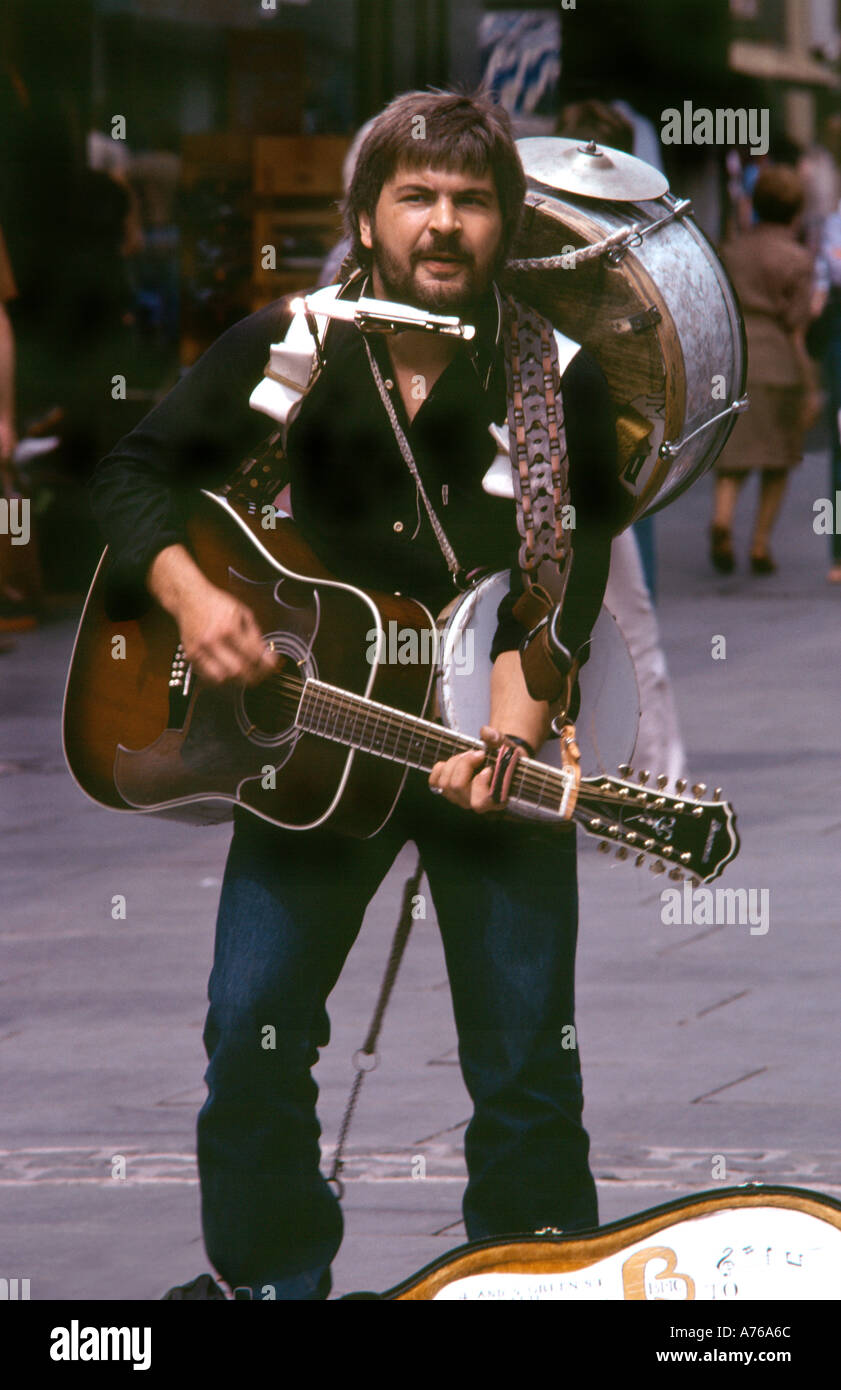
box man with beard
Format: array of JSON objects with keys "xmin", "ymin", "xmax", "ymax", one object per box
[{"xmin": 90, "ymin": 89, "xmax": 628, "ymax": 1300}]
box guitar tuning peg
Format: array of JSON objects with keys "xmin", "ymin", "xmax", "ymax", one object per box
[
  {"xmin": 713, "ymin": 787, "xmax": 722, "ymax": 801},
  {"xmin": 692, "ymin": 782, "xmax": 706, "ymax": 798},
  {"xmin": 635, "ymin": 854, "xmax": 646, "ymax": 868},
  {"xmin": 617, "ymin": 763, "xmax": 632, "ymax": 777},
  {"xmin": 615, "ymin": 847, "xmax": 628, "ymax": 860},
  {"xmin": 668, "ymin": 868, "xmax": 683, "ymax": 881},
  {"xmin": 656, "ymin": 774, "xmax": 668, "ymax": 789},
  {"xmin": 638, "ymin": 770, "xmax": 650, "ymax": 785},
  {"xmin": 598, "ymin": 841, "xmax": 611, "ymax": 854},
  {"xmin": 675, "ymin": 778, "xmax": 687, "ymax": 795},
  {"xmin": 649, "ymin": 860, "xmax": 666, "ymax": 874}
]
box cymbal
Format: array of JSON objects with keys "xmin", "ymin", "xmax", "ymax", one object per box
[{"xmin": 517, "ymin": 136, "xmax": 669, "ymax": 202}]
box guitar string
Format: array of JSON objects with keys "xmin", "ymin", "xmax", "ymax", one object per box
[
  {"xmin": 248, "ymin": 670, "xmax": 568, "ymax": 807},
  {"xmin": 253, "ymin": 670, "xmax": 562, "ymax": 799},
  {"xmin": 234, "ymin": 674, "xmax": 706, "ymax": 862},
  {"xmin": 253, "ymin": 669, "xmax": 642, "ymax": 811},
  {"xmin": 244, "ymin": 669, "xmax": 667, "ymax": 821}
]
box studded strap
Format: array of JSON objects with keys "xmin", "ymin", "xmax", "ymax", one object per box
[{"xmin": 502, "ymin": 294, "xmax": 573, "ymax": 612}]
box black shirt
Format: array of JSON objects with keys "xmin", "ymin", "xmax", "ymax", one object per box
[{"xmin": 89, "ymin": 279, "xmax": 629, "ymax": 665}]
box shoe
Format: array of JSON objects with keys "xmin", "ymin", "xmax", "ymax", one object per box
[
  {"xmin": 710, "ymin": 524, "xmax": 734, "ymax": 573},
  {"xmin": 750, "ymin": 550, "xmax": 776, "ymax": 574}
]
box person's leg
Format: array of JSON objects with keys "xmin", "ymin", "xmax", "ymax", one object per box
[
  {"xmin": 710, "ymin": 474, "xmax": 746, "ymax": 572},
  {"xmin": 197, "ymin": 814, "xmax": 403, "ymax": 1300},
  {"xmin": 712, "ymin": 473, "xmax": 748, "ymax": 528},
  {"xmin": 750, "ymin": 468, "xmax": 788, "ymax": 563},
  {"xmin": 414, "ymin": 799, "xmax": 597, "ymax": 1239},
  {"xmin": 604, "ymin": 529, "xmax": 687, "ymax": 786}
]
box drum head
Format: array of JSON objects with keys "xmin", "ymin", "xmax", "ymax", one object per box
[{"xmin": 437, "ymin": 572, "xmax": 639, "ymax": 778}]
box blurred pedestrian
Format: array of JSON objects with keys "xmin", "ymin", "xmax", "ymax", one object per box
[
  {"xmin": 812, "ymin": 196, "xmax": 841, "ymax": 583},
  {"xmin": 0, "ymin": 222, "xmax": 38, "ymax": 644},
  {"xmin": 0, "ymin": 223, "xmax": 16, "ymax": 470},
  {"xmin": 710, "ymin": 165, "xmax": 818, "ymax": 574}
]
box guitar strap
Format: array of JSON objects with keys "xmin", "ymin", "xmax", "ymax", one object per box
[
  {"xmin": 501, "ymin": 293, "xmax": 573, "ymax": 632},
  {"xmin": 218, "ymin": 427, "xmax": 289, "ymax": 511}
]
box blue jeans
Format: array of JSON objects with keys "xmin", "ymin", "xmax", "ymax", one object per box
[{"xmin": 196, "ymin": 783, "xmax": 597, "ymax": 1299}]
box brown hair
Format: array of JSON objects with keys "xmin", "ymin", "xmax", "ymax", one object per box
[
  {"xmin": 342, "ymin": 88, "xmax": 527, "ymax": 269},
  {"xmin": 752, "ymin": 165, "xmax": 804, "ymax": 225}
]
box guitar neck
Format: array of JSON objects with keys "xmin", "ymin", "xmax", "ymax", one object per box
[
  {"xmin": 294, "ymin": 677, "xmax": 740, "ymax": 883},
  {"xmin": 297, "ymin": 678, "xmax": 572, "ymax": 818}
]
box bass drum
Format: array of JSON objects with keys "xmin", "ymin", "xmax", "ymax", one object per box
[
  {"xmin": 503, "ymin": 146, "xmax": 747, "ymax": 521},
  {"xmin": 437, "ymin": 572, "xmax": 639, "ymax": 779}
]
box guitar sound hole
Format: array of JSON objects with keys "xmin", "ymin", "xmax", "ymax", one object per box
[
  {"xmin": 240, "ymin": 682, "xmax": 293, "ymax": 744},
  {"xmin": 236, "ymin": 636, "xmax": 313, "ymax": 748}
]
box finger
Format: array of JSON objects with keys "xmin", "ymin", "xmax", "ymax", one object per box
[
  {"xmin": 448, "ymin": 748, "xmax": 486, "ymax": 791},
  {"xmin": 242, "ymin": 644, "xmax": 280, "ymax": 686},
  {"xmin": 222, "ymin": 623, "xmax": 272, "ymax": 683},
  {"xmin": 198, "ymin": 634, "xmax": 250, "ymax": 682},
  {"xmin": 193, "ymin": 652, "xmax": 234, "ymax": 686},
  {"xmin": 470, "ymin": 766, "xmax": 499, "ymax": 814}
]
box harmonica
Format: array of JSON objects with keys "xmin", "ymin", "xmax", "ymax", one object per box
[{"xmin": 292, "ymin": 294, "xmax": 476, "ymax": 340}]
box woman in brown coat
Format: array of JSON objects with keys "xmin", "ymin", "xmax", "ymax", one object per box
[{"xmin": 711, "ymin": 165, "xmax": 818, "ymax": 573}]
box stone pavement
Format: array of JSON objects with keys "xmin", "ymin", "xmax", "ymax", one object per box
[{"xmin": 1, "ymin": 447, "xmax": 840, "ymax": 1299}]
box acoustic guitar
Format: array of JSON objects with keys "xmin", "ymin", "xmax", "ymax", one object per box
[{"xmin": 62, "ymin": 490, "xmax": 739, "ymax": 883}]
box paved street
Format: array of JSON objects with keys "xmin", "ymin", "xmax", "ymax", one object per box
[{"xmin": 2, "ymin": 444, "xmax": 840, "ymax": 1300}]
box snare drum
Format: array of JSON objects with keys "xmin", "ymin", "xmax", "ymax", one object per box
[{"xmin": 503, "ymin": 172, "xmax": 747, "ymax": 521}]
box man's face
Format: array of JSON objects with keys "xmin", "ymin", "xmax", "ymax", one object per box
[{"xmin": 358, "ymin": 163, "xmax": 505, "ymax": 312}]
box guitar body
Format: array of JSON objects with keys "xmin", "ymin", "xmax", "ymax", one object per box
[
  {"xmin": 63, "ymin": 490, "xmax": 740, "ymax": 880},
  {"xmin": 62, "ymin": 491, "xmax": 437, "ymax": 837}
]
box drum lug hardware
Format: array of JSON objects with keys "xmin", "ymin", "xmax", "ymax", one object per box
[
  {"xmin": 605, "ymin": 199, "xmax": 693, "ymax": 266},
  {"xmin": 628, "ymin": 306, "xmax": 661, "ymax": 334},
  {"xmin": 659, "ymin": 395, "xmax": 749, "ymax": 460},
  {"xmin": 608, "ymin": 306, "xmax": 660, "ymax": 335}
]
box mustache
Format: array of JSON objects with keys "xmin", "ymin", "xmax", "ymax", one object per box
[{"xmin": 413, "ymin": 243, "xmax": 472, "ymax": 263}]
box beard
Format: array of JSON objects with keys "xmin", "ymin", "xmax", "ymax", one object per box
[{"xmin": 368, "ymin": 230, "xmax": 498, "ymax": 314}]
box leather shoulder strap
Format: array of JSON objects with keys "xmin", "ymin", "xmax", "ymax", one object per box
[{"xmin": 502, "ymin": 293, "xmax": 576, "ymax": 621}]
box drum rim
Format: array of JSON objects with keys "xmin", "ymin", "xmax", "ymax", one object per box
[
  {"xmin": 506, "ymin": 187, "xmax": 747, "ymax": 520},
  {"xmin": 507, "ymin": 191, "xmax": 687, "ymax": 517}
]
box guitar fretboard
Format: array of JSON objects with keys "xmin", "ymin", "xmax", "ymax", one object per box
[{"xmin": 296, "ymin": 678, "xmax": 568, "ymax": 816}]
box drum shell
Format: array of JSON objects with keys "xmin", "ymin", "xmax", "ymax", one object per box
[{"xmin": 502, "ymin": 188, "xmax": 747, "ymax": 522}]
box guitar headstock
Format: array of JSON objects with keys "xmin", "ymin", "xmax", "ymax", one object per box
[{"xmin": 575, "ymin": 766, "xmax": 740, "ymax": 884}]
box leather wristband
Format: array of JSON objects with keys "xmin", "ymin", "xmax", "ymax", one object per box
[{"xmin": 502, "ymin": 733, "xmax": 535, "ymax": 758}]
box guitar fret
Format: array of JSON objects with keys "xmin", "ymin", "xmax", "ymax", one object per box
[
  {"xmin": 298, "ymin": 681, "xmax": 580, "ymax": 825},
  {"xmin": 537, "ymin": 764, "xmax": 552, "ymax": 811},
  {"xmin": 342, "ymin": 695, "xmax": 357, "ymax": 746}
]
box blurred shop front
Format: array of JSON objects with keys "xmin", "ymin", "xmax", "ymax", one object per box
[{"xmin": 0, "ymin": 0, "xmax": 838, "ymax": 596}]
